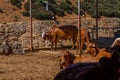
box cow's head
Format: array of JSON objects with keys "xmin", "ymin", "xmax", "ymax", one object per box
[
  {"xmin": 58, "ymin": 50, "xmax": 75, "ymax": 69},
  {"xmin": 111, "ymin": 38, "xmax": 120, "ymax": 48},
  {"xmin": 84, "ymin": 42, "xmax": 99, "ymax": 57},
  {"xmin": 42, "ymin": 32, "xmax": 50, "ymax": 40},
  {"xmin": 41, "ymin": 25, "xmax": 56, "ymax": 40}
]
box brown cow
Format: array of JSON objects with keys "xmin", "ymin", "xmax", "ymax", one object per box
[
  {"xmin": 42, "ymin": 25, "xmax": 78, "ymax": 50},
  {"xmin": 42, "ymin": 25, "xmax": 90, "ymax": 50},
  {"xmin": 84, "ymin": 42, "xmax": 99, "ymax": 56},
  {"xmin": 77, "ymin": 27, "xmax": 90, "ymax": 52},
  {"xmin": 84, "ymin": 42, "xmax": 111, "ymax": 58},
  {"xmin": 59, "ymin": 50, "xmax": 98, "ymax": 69}
]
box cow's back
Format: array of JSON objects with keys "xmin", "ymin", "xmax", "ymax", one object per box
[
  {"xmin": 45, "ymin": 25, "xmax": 79, "ymax": 49},
  {"xmin": 57, "ymin": 25, "xmax": 78, "ymax": 39}
]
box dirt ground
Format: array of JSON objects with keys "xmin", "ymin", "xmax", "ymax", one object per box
[
  {"xmin": 0, "ymin": 50, "xmax": 62, "ymax": 80},
  {"xmin": 0, "ymin": 47, "xmax": 112, "ymax": 80}
]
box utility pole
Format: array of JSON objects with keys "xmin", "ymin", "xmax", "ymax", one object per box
[
  {"xmin": 30, "ymin": 0, "xmax": 33, "ymax": 51},
  {"xmin": 43, "ymin": 1, "xmax": 48, "ymax": 11},
  {"xmin": 78, "ymin": 0, "xmax": 82, "ymax": 56},
  {"xmin": 96, "ymin": 0, "xmax": 98, "ymax": 39}
]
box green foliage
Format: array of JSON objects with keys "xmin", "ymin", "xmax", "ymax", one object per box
[
  {"xmin": 13, "ymin": 14, "xmax": 19, "ymax": 21},
  {"xmin": 73, "ymin": 6, "xmax": 78, "ymax": 14},
  {"xmin": 98, "ymin": 0, "xmax": 120, "ymax": 17},
  {"xmin": 81, "ymin": 2, "xmax": 96, "ymax": 17},
  {"xmin": 10, "ymin": 0, "xmax": 120, "ymax": 19},
  {"xmin": 37, "ymin": 0, "xmax": 44, "ymax": 3},
  {"xmin": 56, "ymin": 9, "xmax": 64, "ymax": 17},
  {"xmin": 10, "ymin": 0, "xmax": 23, "ymax": 8},
  {"xmin": 24, "ymin": 1, "xmax": 29, "ymax": 10},
  {"xmin": 32, "ymin": 9, "xmax": 54, "ymax": 20},
  {"xmin": 60, "ymin": 2, "xmax": 73, "ymax": 11},
  {"xmin": 81, "ymin": 0, "xmax": 120, "ymax": 18},
  {"xmin": 66, "ymin": 0, "xmax": 72, "ymax": 4},
  {"xmin": 49, "ymin": 3, "xmax": 65, "ymax": 16},
  {"xmin": 22, "ymin": 11, "xmax": 30, "ymax": 16}
]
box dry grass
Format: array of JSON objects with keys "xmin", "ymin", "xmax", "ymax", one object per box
[
  {"xmin": 0, "ymin": 48, "xmax": 108, "ymax": 80},
  {"xmin": 0, "ymin": 51, "xmax": 61, "ymax": 80}
]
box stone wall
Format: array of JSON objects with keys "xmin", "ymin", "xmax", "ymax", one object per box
[{"xmin": 0, "ymin": 18, "xmax": 120, "ymax": 50}]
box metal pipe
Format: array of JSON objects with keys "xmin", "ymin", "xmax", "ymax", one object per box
[
  {"xmin": 30, "ymin": 0, "xmax": 33, "ymax": 51},
  {"xmin": 43, "ymin": 1, "xmax": 48, "ymax": 11},
  {"xmin": 96, "ymin": 0, "xmax": 98, "ymax": 39},
  {"xmin": 78, "ymin": 0, "xmax": 82, "ymax": 56}
]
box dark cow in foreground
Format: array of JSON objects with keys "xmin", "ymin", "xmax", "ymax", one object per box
[
  {"xmin": 42, "ymin": 25, "xmax": 90, "ymax": 50},
  {"xmin": 59, "ymin": 50, "xmax": 98, "ymax": 69},
  {"xmin": 54, "ymin": 45, "xmax": 120, "ymax": 80}
]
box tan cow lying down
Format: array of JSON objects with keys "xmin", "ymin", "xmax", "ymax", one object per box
[
  {"xmin": 59, "ymin": 50, "xmax": 99, "ymax": 69},
  {"xmin": 84, "ymin": 42, "xmax": 111, "ymax": 58},
  {"xmin": 42, "ymin": 25, "xmax": 90, "ymax": 50}
]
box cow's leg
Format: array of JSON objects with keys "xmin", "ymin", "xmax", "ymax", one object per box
[
  {"xmin": 55, "ymin": 41, "xmax": 57, "ymax": 50},
  {"xmin": 76, "ymin": 40, "xmax": 84, "ymax": 55},
  {"xmin": 51, "ymin": 42, "xmax": 53, "ymax": 50},
  {"xmin": 71, "ymin": 38, "xmax": 76, "ymax": 49},
  {"xmin": 80, "ymin": 40, "xmax": 84, "ymax": 53},
  {"xmin": 52, "ymin": 35, "xmax": 57, "ymax": 50}
]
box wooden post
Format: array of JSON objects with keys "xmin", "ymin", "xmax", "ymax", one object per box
[
  {"xmin": 96, "ymin": 0, "xmax": 98, "ymax": 39},
  {"xmin": 30, "ymin": 0, "xmax": 33, "ymax": 51},
  {"xmin": 78, "ymin": 0, "xmax": 82, "ymax": 56}
]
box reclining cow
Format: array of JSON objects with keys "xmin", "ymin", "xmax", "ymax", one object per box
[
  {"xmin": 58, "ymin": 50, "xmax": 98, "ymax": 69},
  {"xmin": 84, "ymin": 42, "xmax": 111, "ymax": 58},
  {"xmin": 42, "ymin": 25, "xmax": 90, "ymax": 50}
]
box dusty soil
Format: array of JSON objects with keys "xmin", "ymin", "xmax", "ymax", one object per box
[
  {"xmin": 0, "ymin": 47, "xmax": 100, "ymax": 80},
  {"xmin": 0, "ymin": 50, "xmax": 61, "ymax": 80}
]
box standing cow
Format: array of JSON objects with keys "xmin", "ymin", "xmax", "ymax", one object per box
[
  {"xmin": 42, "ymin": 25, "xmax": 78, "ymax": 50},
  {"xmin": 42, "ymin": 25, "xmax": 90, "ymax": 50},
  {"xmin": 77, "ymin": 27, "xmax": 90, "ymax": 52}
]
